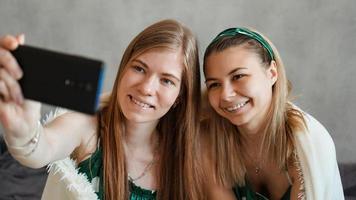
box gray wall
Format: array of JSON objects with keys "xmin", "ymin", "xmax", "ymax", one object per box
[{"xmin": 1, "ymin": 0, "xmax": 355, "ymax": 162}]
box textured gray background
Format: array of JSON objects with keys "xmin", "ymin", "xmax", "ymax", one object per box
[{"xmin": 0, "ymin": 0, "xmax": 355, "ymax": 162}]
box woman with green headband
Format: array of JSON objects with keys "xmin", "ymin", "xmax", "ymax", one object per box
[{"xmin": 201, "ymin": 27, "xmax": 344, "ymax": 199}]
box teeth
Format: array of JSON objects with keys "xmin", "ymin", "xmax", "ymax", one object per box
[
  {"xmin": 131, "ymin": 96, "xmax": 152, "ymax": 109},
  {"xmin": 225, "ymin": 101, "xmax": 248, "ymax": 112}
]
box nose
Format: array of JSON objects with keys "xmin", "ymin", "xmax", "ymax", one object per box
[
  {"xmin": 138, "ymin": 76, "xmax": 159, "ymax": 96},
  {"xmin": 220, "ymin": 83, "xmax": 236, "ymax": 101}
]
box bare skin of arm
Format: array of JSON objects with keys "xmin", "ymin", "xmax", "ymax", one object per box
[
  {"xmin": 7, "ymin": 111, "xmax": 97, "ymax": 168},
  {"xmin": 0, "ymin": 34, "xmax": 98, "ymax": 168}
]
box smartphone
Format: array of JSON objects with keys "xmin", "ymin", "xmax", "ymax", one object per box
[{"xmin": 11, "ymin": 45, "xmax": 105, "ymax": 115}]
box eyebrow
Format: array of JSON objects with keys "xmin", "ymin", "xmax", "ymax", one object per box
[
  {"xmin": 132, "ymin": 59, "xmax": 181, "ymax": 82},
  {"xmin": 205, "ymin": 67, "xmax": 247, "ymax": 83}
]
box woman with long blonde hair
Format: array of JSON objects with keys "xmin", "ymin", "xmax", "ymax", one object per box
[
  {"xmin": 202, "ymin": 27, "xmax": 344, "ymax": 200},
  {"xmin": 0, "ymin": 19, "xmax": 203, "ymax": 200}
]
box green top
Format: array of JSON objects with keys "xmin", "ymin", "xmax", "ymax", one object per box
[
  {"xmin": 233, "ymin": 181, "xmax": 291, "ymax": 200},
  {"xmin": 77, "ymin": 147, "xmax": 157, "ymax": 200}
]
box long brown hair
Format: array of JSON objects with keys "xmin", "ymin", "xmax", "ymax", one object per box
[
  {"xmin": 99, "ymin": 19, "xmax": 203, "ymax": 200},
  {"xmin": 202, "ymin": 29, "xmax": 306, "ymax": 187}
]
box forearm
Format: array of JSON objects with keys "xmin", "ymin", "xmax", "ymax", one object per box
[
  {"xmin": 4, "ymin": 123, "xmax": 55, "ymax": 168},
  {"xmin": 3, "ymin": 111, "xmax": 83, "ymax": 168}
]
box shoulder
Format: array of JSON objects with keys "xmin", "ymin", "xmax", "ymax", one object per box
[
  {"xmin": 45, "ymin": 109, "xmax": 97, "ymax": 132},
  {"xmin": 300, "ymin": 110, "xmax": 334, "ymax": 148},
  {"xmin": 44, "ymin": 108, "xmax": 99, "ymax": 158},
  {"xmin": 290, "ymin": 104, "xmax": 334, "ymax": 148},
  {"xmin": 293, "ymin": 107, "xmax": 337, "ymax": 165},
  {"xmin": 291, "ymin": 107, "xmax": 344, "ymax": 199}
]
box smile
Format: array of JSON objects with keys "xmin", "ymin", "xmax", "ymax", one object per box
[
  {"xmin": 223, "ymin": 100, "xmax": 249, "ymax": 113},
  {"xmin": 129, "ymin": 95, "xmax": 155, "ymax": 109}
]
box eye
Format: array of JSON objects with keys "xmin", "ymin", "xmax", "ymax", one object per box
[
  {"xmin": 132, "ymin": 65, "xmax": 145, "ymax": 73},
  {"xmin": 206, "ymin": 82, "xmax": 220, "ymax": 90},
  {"xmin": 161, "ymin": 78, "xmax": 176, "ymax": 86},
  {"xmin": 232, "ymin": 74, "xmax": 245, "ymax": 81}
]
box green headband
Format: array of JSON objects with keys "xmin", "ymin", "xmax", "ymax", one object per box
[{"xmin": 208, "ymin": 27, "xmax": 275, "ymax": 61}]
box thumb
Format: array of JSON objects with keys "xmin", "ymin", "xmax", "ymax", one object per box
[{"xmin": 0, "ymin": 35, "xmax": 19, "ymax": 50}]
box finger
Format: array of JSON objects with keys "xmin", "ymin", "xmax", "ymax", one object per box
[
  {"xmin": 16, "ymin": 34, "xmax": 25, "ymax": 45},
  {"xmin": 0, "ymin": 100, "xmax": 21, "ymax": 133},
  {"xmin": 0, "ymin": 99, "xmax": 11, "ymax": 128},
  {"xmin": 0, "ymin": 68, "xmax": 23, "ymax": 104},
  {"xmin": 0, "ymin": 35, "xmax": 20, "ymax": 50},
  {"xmin": 0, "ymin": 80, "xmax": 10, "ymax": 101},
  {"xmin": 0, "ymin": 48, "xmax": 23, "ymax": 79}
]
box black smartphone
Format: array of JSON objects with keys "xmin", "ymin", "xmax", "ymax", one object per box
[{"xmin": 11, "ymin": 45, "xmax": 105, "ymax": 115}]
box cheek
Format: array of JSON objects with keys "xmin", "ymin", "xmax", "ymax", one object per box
[
  {"xmin": 121, "ymin": 70, "xmax": 137, "ymax": 84},
  {"xmin": 117, "ymin": 71, "xmax": 133, "ymax": 99},
  {"xmin": 160, "ymin": 87, "xmax": 180, "ymax": 107},
  {"xmin": 249, "ymin": 82, "xmax": 273, "ymax": 105},
  {"xmin": 117, "ymin": 82, "xmax": 126, "ymax": 104},
  {"xmin": 117, "ymin": 79, "xmax": 125, "ymax": 95},
  {"xmin": 242, "ymin": 78, "xmax": 268, "ymax": 97},
  {"xmin": 208, "ymin": 92, "xmax": 219, "ymax": 109}
]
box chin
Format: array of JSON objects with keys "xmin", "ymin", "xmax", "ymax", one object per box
[
  {"xmin": 226, "ymin": 114, "xmax": 252, "ymax": 127},
  {"xmin": 124, "ymin": 112, "xmax": 161, "ymax": 124},
  {"xmin": 126, "ymin": 117, "xmax": 152, "ymax": 123},
  {"xmin": 124, "ymin": 113, "xmax": 144, "ymax": 121},
  {"xmin": 229, "ymin": 119, "xmax": 246, "ymax": 127}
]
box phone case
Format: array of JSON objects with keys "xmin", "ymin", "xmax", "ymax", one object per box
[{"xmin": 11, "ymin": 45, "xmax": 105, "ymax": 115}]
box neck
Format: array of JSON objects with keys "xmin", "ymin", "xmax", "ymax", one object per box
[
  {"xmin": 238, "ymin": 121, "xmax": 265, "ymax": 145},
  {"xmin": 238, "ymin": 102, "xmax": 272, "ymax": 145},
  {"xmin": 124, "ymin": 120, "xmax": 159, "ymax": 187},
  {"xmin": 124, "ymin": 120, "xmax": 159, "ymax": 153},
  {"xmin": 237, "ymin": 118, "xmax": 266, "ymax": 156},
  {"xmin": 240, "ymin": 129, "xmax": 264, "ymax": 148}
]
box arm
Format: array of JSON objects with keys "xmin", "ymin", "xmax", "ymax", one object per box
[
  {"xmin": 11, "ymin": 111, "xmax": 96, "ymax": 168},
  {"xmin": 0, "ymin": 34, "xmax": 97, "ymax": 168},
  {"xmin": 294, "ymin": 113, "xmax": 345, "ymax": 199}
]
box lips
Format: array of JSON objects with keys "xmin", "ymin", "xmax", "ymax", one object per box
[
  {"xmin": 129, "ymin": 95, "xmax": 155, "ymax": 109},
  {"xmin": 221, "ymin": 100, "xmax": 250, "ymax": 113}
]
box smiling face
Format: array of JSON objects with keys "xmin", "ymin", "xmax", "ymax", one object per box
[
  {"xmin": 204, "ymin": 45, "xmax": 277, "ymax": 133},
  {"xmin": 118, "ymin": 48, "xmax": 183, "ymax": 124}
]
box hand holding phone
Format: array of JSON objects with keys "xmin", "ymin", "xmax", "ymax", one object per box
[{"xmin": 11, "ymin": 45, "xmax": 105, "ymax": 115}]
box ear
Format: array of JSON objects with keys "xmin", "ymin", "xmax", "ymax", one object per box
[{"xmin": 267, "ymin": 60, "xmax": 278, "ymax": 86}]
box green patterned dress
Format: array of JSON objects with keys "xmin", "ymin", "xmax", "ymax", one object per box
[{"xmin": 77, "ymin": 147, "xmax": 157, "ymax": 200}]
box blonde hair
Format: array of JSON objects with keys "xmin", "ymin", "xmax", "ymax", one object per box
[
  {"xmin": 203, "ymin": 29, "xmax": 306, "ymax": 187},
  {"xmin": 99, "ymin": 19, "xmax": 203, "ymax": 200}
]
